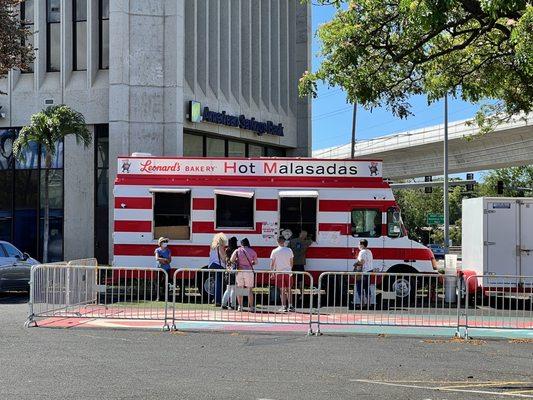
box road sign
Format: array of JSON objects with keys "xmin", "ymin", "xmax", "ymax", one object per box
[{"xmin": 427, "ymin": 213, "xmax": 444, "ymax": 225}]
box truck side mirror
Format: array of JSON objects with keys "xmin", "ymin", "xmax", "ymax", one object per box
[{"xmin": 22, "ymin": 252, "xmax": 30, "ymax": 261}]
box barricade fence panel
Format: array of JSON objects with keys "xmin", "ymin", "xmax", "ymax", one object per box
[
  {"xmin": 316, "ymin": 272, "xmax": 462, "ymax": 335},
  {"xmin": 171, "ymin": 269, "xmax": 314, "ymax": 333},
  {"xmin": 28, "ymin": 265, "xmax": 169, "ymax": 328},
  {"xmin": 465, "ymin": 274, "xmax": 533, "ymax": 334}
]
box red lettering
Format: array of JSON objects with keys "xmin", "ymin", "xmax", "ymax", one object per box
[
  {"xmin": 139, "ymin": 160, "xmax": 152, "ymax": 173},
  {"xmin": 264, "ymin": 162, "xmax": 277, "ymax": 174},
  {"xmin": 224, "ymin": 162, "xmax": 237, "ymax": 173}
]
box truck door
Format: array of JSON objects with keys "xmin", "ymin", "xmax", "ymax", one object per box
[
  {"xmin": 348, "ymin": 208, "xmax": 383, "ymax": 271},
  {"xmin": 519, "ymin": 200, "xmax": 533, "ymax": 279},
  {"xmin": 485, "ymin": 200, "xmax": 518, "ymax": 276}
]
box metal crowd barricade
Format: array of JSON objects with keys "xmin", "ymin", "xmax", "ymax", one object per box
[
  {"xmin": 315, "ymin": 272, "xmax": 462, "ymax": 336},
  {"xmin": 171, "ymin": 268, "xmax": 314, "ymax": 334},
  {"xmin": 27, "ymin": 264, "xmax": 170, "ymax": 330},
  {"xmin": 464, "ymin": 274, "xmax": 533, "ymax": 337}
]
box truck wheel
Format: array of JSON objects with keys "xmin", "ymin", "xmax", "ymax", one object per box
[
  {"xmin": 197, "ymin": 270, "xmax": 216, "ymax": 302},
  {"xmin": 390, "ymin": 275, "xmax": 416, "ymax": 306}
]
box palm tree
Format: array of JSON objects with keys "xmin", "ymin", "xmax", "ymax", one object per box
[{"xmin": 13, "ymin": 105, "xmax": 91, "ymax": 262}]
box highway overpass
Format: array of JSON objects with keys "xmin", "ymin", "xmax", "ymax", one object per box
[{"xmin": 313, "ymin": 115, "xmax": 533, "ymax": 180}]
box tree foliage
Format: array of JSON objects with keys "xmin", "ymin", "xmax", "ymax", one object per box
[
  {"xmin": 0, "ymin": 0, "xmax": 33, "ymax": 82},
  {"xmin": 301, "ymin": 0, "xmax": 533, "ymax": 129},
  {"xmin": 13, "ymin": 105, "xmax": 91, "ymax": 262}
]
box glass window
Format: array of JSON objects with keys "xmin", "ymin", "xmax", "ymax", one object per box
[
  {"xmin": 15, "ymin": 141, "xmax": 39, "ymax": 169},
  {"xmin": 153, "ymin": 192, "xmax": 191, "ymax": 240},
  {"xmin": 97, "ymin": 135, "xmax": 108, "ymax": 168},
  {"xmin": 0, "ymin": 170, "xmax": 13, "ymax": 242},
  {"xmin": 266, "ymin": 147, "xmax": 285, "ymax": 157},
  {"xmin": 387, "ymin": 208, "xmax": 403, "ymax": 238},
  {"xmin": 0, "ymin": 129, "xmax": 16, "ymax": 170},
  {"xmin": 40, "ymin": 213, "xmax": 63, "ymax": 262},
  {"xmin": 248, "ymin": 144, "xmax": 263, "ymax": 157},
  {"xmin": 206, "ymin": 137, "xmax": 225, "ymax": 157},
  {"xmin": 2, "ymin": 242, "xmax": 22, "ymax": 258},
  {"xmin": 99, "ymin": 0, "xmax": 109, "ymax": 69},
  {"xmin": 216, "ymin": 194, "xmax": 254, "ymax": 229},
  {"xmin": 40, "ymin": 170, "xmax": 63, "ymax": 211},
  {"xmin": 73, "ymin": 0, "xmax": 87, "ymax": 70},
  {"xmin": 280, "ymin": 197, "xmax": 317, "ymax": 240},
  {"xmin": 228, "ymin": 141, "xmax": 245, "ymax": 157},
  {"xmin": 96, "ymin": 169, "xmax": 108, "ymax": 207},
  {"xmin": 20, "ymin": 0, "xmax": 34, "ymax": 72},
  {"xmin": 47, "ymin": 0, "xmax": 61, "ymax": 72},
  {"xmin": 183, "ymin": 133, "xmax": 203, "ymax": 157},
  {"xmin": 351, "ymin": 209, "xmax": 381, "ymax": 238}
]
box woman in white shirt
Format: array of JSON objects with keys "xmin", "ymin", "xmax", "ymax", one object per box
[{"xmin": 353, "ymin": 239, "xmax": 376, "ymax": 308}]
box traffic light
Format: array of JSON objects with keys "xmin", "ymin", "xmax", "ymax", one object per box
[
  {"xmin": 424, "ymin": 176, "xmax": 432, "ymax": 194},
  {"xmin": 466, "ymin": 173, "xmax": 474, "ymax": 191},
  {"xmin": 497, "ymin": 180, "xmax": 504, "ymax": 194}
]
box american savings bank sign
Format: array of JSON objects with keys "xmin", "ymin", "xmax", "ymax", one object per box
[{"xmin": 118, "ymin": 158, "xmax": 382, "ymax": 178}]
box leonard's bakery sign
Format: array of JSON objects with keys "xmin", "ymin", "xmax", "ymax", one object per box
[{"xmin": 188, "ymin": 100, "xmax": 284, "ymax": 137}]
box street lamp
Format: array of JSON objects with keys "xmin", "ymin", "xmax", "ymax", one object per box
[{"xmin": 443, "ymin": 94, "xmax": 450, "ymax": 254}]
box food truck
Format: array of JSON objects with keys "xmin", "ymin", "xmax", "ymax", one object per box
[{"xmin": 113, "ymin": 156, "xmax": 436, "ymax": 300}]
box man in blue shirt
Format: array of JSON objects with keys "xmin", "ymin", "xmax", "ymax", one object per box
[{"xmin": 155, "ymin": 237, "xmax": 171, "ymax": 299}]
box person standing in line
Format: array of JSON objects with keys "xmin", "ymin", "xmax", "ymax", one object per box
[
  {"xmin": 208, "ymin": 233, "xmax": 228, "ymax": 306},
  {"xmin": 221, "ymin": 236, "xmax": 238, "ymax": 310},
  {"xmin": 154, "ymin": 237, "xmax": 171, "ymax": 300},
  {"xmin": 230, "ymin": 238, "xmax": 258, "ymax": 312},
  {"xmin": 288, "ymin": 230, "xmax": 313, "ymax": 291},
  {"xmin": 270, "ymin": 236, "xmax": 295, "ymax": 312},
  {"xmin": 353, "ymin": 239, "xmax": 376, "ymax": 308}
]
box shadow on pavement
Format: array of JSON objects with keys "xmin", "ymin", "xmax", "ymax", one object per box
[{"xmin": 0, "ymin": 291, "xmax": 29, "ymax": 304}]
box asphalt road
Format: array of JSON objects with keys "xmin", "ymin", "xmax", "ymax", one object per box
[{"xmin": 1, "ymin": 292, "xmax": 532, "ymax": 400}]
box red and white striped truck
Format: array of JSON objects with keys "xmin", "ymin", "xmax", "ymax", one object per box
[{"xmin": 113, "ymin": 156, "xmax": 437, "ymax": 300}]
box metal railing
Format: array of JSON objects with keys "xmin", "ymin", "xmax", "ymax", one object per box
[
  {"xmin": 464, "ymin": 274, "xmax": 533, "ymax": 337},
  {"xmin": 25, "ymin": 264, "xmax": 532, "ymax": 338},
  {"xmin": 315, "ymin": 272, "xmax": 462, "ymax": 336},
  {"xmin": 26, "ymin": 264, "xmax": 170, "ymax": 329},
  {"xmin": 171, "ymin": 269, "xmax": 314, "ymax": 334}
]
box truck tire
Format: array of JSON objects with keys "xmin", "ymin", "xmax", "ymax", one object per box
[{"xmin": 389, "ymin": 275, "xmax": 416, "ymax": 306}]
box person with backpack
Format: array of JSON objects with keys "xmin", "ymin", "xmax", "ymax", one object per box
[
  {"xmin": 221, "ymin": 236, "xmax": 238, "ymax": 309},
  {"xmin": 230, "ymin": 238, "xmax": 258, "ymax": 312}
]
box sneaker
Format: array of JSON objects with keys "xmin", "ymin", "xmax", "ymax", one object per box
[
  {"xmin": 248, "ymin": 307, "xmax": 256, "ymax": 313},
  {"xmin": 278, "ymin": 306, "xmax": 287, "ymax": 313},
  {"xmin": 237, "ymin": 306, "xmax": 243, "ymax": 312},
  {"xmin": 288, "ymin": 306, "xmax": 295, "ymax": 312}
]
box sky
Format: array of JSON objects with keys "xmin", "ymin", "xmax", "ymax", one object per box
[{"xmin": 310, "ymin": 4, "xmax": 483, "ymax": 153}]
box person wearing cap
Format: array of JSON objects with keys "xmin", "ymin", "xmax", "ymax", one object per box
[{"xmin": 155, "ymin": 237, "xmax": 172, "ymax": 299}]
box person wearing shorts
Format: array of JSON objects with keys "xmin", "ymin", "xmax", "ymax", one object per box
[
  {"xmin": 230, "ymin": 238, "xmax": 258, "ymax": 312},
  {"xmin": 270, "ymin": 236, "xmax": 294, "ymax": 312}
]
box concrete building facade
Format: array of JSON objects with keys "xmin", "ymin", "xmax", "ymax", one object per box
[{"xmin": 0, "ymin": 0, "xmax": 312, "ymax": 264}]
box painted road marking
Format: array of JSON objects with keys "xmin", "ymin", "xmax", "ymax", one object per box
[{"xmin": 351, "ymin": 379, "xmax": 533, "ymax": 398}]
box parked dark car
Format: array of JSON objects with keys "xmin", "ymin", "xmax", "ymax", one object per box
[
  {"xmin": 0, "ymin": 241, "xmax": 39, "ymax": 292},
  {"xmin": 427, "ymin": 243, "xmax": 445, "ymax": 259}
]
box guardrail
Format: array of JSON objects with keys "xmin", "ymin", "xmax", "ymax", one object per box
[
  {"xmin": 464, "ymin": 274, "xmax": 533, "ymax": 337},
  {"xmin": 171, "ymin": 269, "xmax": 314, "ymax": 334},
  {"xmin": 315, "ymin": 272, "xmax": 462, "ymax": 336},
  {"xmin": 25, "ymin": 264, "xmax": 532, "ymax": 338},
  {"xmin": 26, "ymin": 264, "xmax": 170, "ymax": 330}
]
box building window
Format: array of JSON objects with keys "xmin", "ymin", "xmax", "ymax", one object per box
[
  {"xmin": 183, "ymin": 133, "xmax": 203, "ymax": 157},
  {"xmin": 46, "ymin": 0, "xmax": 61, "ymax": 72},
  {"xmin": 73, "ymin": 0, "xmax": 87, "ymax": 71},
  {"xmin": 153, "ymin": 191, "xmax": 191, "ymax": 240},
  {"xmin": 228, "ymin": 141, "xmax": 246, "ymax": 157},
  {"xmin": 206, "ymin": 137, "xmax": 225, "ymax": 157},
  {"xmin": 99, "ymin": 0, "xmax": 109, "ymax": 69},
  {"xmin": 94, "ymin": 125, "xmax": 109, "ymax": 264},
  {"xmin": 0, "ymin": 128, "xmax": 64, "ymax": 262},
  {"xmin": 215, "ymin": 190, "xmax": 254, "ymax": 229},
  {"xmin": 20, "ymin": 0, "xmax": 34, "ymax": 73},
  {"xmin": 248, "ymin": 144, "xmax": 264, "ymax": 157},
  {"xmin": 351, "ymin": 209, "xmax": 381, "ymax": 238}
]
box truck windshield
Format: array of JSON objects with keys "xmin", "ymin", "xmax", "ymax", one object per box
[{"xmin": 387, "ymin": 208, "xmax": 403, "ymax": 238}]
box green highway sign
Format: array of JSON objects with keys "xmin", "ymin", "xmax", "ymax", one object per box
[{"xmin": 427, "ymin": 213, "xmax": 444, "ymax": 225}]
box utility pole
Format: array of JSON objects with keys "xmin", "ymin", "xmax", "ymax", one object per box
[
  {"xmin": 350, "ymin": 103, "xmax": 357, "ymax": 158},
  {"xmin": 443, "ymin": 94, "xmax": 450, "ymax": 255}
]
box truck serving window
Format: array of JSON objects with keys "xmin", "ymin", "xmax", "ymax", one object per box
[
  {"xmin": 351, "ymin": 209, "xmax": 381, "ymax": 238},
  {"xmin": 279, "ymin": 191, "xmax": 318, "ymax": 240},
  {"xmin": 215, "ymin": 190, "xmax": 254, "ymax": 229},
  {"xmin": 152, "ymin": 189, "xmax": 191, "ymax": 240}
]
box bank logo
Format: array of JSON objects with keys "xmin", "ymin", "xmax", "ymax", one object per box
[
  {"xmin": 369, "ymin": 162, "xmax": 379, "ymax": 176},
  {"xmin": 121, "ymin": 159, "xmax": 131, "ymax": 173},
  {"xmin": 189, "ymin": 101, "xmax": 202, "ymax": 123}
]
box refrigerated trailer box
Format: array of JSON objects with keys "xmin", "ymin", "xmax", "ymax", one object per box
[{"xmin": 462, "ymin": 197, "xmax": 533, "ymax": 289}]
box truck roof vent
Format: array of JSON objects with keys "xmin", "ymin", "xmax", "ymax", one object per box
[{"xmin": 131, "ymin": 152, "xmax": 152, "ymax": 157}]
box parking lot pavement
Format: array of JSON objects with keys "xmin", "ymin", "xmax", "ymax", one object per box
[{"xmin": 2, "ymin": 292, "xmax": 533, "ymax": 400}]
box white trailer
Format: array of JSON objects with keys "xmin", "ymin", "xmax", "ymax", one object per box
[{"xmin": 462, "ymin": 197, "xmax": 533, "ymax": 292}]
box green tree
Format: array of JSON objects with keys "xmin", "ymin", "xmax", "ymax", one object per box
[
  {"xmin": 478, "ymin": 166, "xmax": 533, "ymax": 196},
  {"xmin": 1, "ymin": 0, "xmax": 34, "ymax": 92},
  {"xmin": 13, "ymin": 105, "xmax": 91, "ymax": 262},
  {"xmin": 300, "ymin": 0, "xmax": 533, "ymax": 131}
]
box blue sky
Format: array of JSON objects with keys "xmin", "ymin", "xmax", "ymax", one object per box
[{"xmin": 311, "ymin": 4, "xmax": 482, "ymax": 152}]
